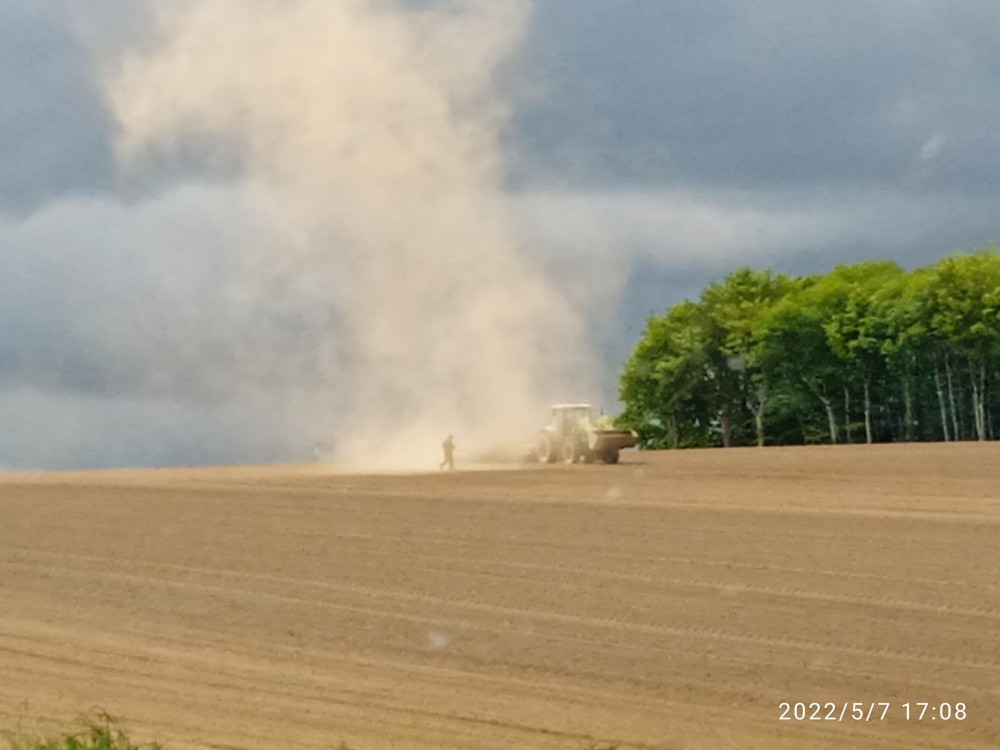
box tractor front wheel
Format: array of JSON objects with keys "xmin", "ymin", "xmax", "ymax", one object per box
[{"xmin": 536, "ymin": 434, "xmax": 557, "ymax": 463}]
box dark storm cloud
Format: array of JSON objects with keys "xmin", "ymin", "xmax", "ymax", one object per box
[
  {"xmin": 511, "ymin": 0, "xmax": 1000, "ymax": 194},
  {"xmin": 0, "ymin": 1, "xmax": 116, "ymax": 214},
  {"xmin": 0, "ymin": 186, "xmax": 343, "ymax": 469},
  {"xmin": 0, "ymin": 185, "xmax": 347, "ymax": 401}
]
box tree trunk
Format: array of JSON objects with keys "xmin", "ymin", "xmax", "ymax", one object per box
[
  {"xmin": 981, "ymin": 362, "xmax": 988, "ymax": 440},
  {"xmin": 945, "ymin": 354, "xmax": 960, "ymax": 440},
  {"xmin": 971, "ymin": 361, "xmax": 986, "ymax": 441},
  {"xmin": 752, "ymin": 380, "xmax": 768, "ymax": 447},
  {"xmin": 720, "ymin": 412, "xmax": 732, "ymax": 447},
  {"xmin": 934, "ymin": 366, "xmax": 950, "ymax": 442},
  {"xmin": 821, "ymin": 396, "xmax": 838, "ymax": 444},
  {"xmin": 863, "ymin": 379, "xmax": 873, "ymax": 444},
  {"xmin": 803, "ymin": 377, "xmax": 838, "ymax": 444},
  {"xmin": 988, "ymin": 369, "xmax": 995, "ymax": 440},
  {"xmin": 843, "ymin": 384, "xmax": 851, "ymax": 443},
  {"xmin": 970, "ymin": 370, "xmax": 980, "ymax": 440},
  {"xmin": 903, "ymin": 376, "xmax": 914, "ymax": 442}
]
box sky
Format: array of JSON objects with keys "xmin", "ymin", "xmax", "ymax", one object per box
[{"xmin": 2, "ymin": 0, "xmax": 999, "ymax": 470}]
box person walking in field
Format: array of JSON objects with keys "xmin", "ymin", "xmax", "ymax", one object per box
[{"xmin": 440, "ymin": 434, "xmax": 455, "ymax": 470}]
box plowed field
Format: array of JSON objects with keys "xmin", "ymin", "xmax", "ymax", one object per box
[{"xmin": 2, "ymin": 443, "xmax": 999, "ymax": 749}]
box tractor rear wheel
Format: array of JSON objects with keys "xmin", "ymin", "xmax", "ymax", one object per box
[{"xmin": 562, "ymin": 439, "xmax": 578, "ymax": 464}]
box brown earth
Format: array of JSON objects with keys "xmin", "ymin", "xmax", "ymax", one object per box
[{"xmin": 1, "ymin": 443, "xmax": 999, "ymax": 750}]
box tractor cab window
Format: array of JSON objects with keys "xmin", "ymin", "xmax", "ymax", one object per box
[{"xmin": 553, "ymin": 406, "xmax": 593, "ymax": 433}]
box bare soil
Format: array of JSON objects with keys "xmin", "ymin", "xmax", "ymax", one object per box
[{"xmin": 2, "ymin": 443, "xmax": 999, "ymax": 749}]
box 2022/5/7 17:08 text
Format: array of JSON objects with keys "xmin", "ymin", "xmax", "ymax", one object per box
[{"xmin": 779, "ymin": 702, "xmax": 967, "ymax": 721}]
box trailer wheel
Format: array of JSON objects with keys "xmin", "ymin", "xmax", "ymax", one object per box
[{"xmin": 603, "ymin": 449, "xmax": 620, "ymax": 464}]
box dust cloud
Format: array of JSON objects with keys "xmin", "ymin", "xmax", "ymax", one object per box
[{"xmin": 104, "ymin": 0, "xmax": 588, "ymax": 469}]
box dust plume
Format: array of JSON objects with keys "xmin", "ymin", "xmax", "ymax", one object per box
[{"xmin": 103, "ymin": 0, "xmax": 588, "ymax": 468}]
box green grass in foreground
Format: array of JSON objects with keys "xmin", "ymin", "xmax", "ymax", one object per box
[
  {"xmin": 6, "ymin": 714, "xmax": 620, "ymax": 750},
  {"xmin": 6, "ymin": 715, "xmax": 161, "ymax": 750}
]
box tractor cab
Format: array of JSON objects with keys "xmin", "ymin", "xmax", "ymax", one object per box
[{"xmin": 549, "ymin": 404, "xmax": 595, "ymax": 437}]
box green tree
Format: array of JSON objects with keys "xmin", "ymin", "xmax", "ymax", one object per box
[
  {"xmin": 759, "ymin": 276, "xmax": 847, "ymax": 444},
  {"xmin": 920, "ymin": 249, "xmax": 1000, "ymax": 441},
  {"xmin": 822, "ymin": 261, "xmax": 904, "ymax": 443},
  {"xmin": 698, "ymin": 268, "xmax": 793, "ymax": 446},
  {"xmin": 619, "ymin": 301, "xmax": 710, "ymax": 448},
  {"xmin": 875, "ymin": 269, "xmax": 933, "ymax": 441},
  {"xmin": 618, "ymin": 248, "xmax": 1000, "ymax": 449}
]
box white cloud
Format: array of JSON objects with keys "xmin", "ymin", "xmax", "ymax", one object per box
[
  {"xmin": 512, "ymin": 186, "xmax": 1000, "ymax": 278},
  {"xmin": 512, "ymin": 189, "xmax": 829, "ymax": 269}
]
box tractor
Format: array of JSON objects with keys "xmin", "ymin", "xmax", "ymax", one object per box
[{"xmin": 535, "ymin": 404, "xmax": 639, "ymax": 465}]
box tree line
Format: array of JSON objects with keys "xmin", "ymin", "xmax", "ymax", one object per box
[{"xmin": 618, "ymin": 248, "xmax": 1000, "ymax": 448}]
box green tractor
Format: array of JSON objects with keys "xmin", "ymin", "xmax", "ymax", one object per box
[{"xmin": 535, "ymin": 404, "xmax": 639, "ymax": 465}]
